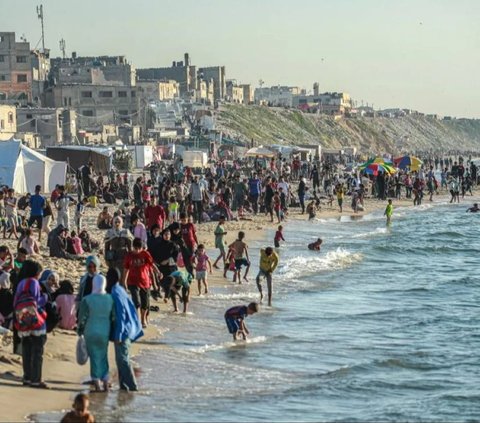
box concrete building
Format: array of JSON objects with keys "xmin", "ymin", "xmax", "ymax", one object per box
[
  {"xmin": 43, "ymin": 84, "xmax": 140, "ymax": 130},
  {"xmin": 0, "ymin": 105, "xmax": 16, "ymax": 140},
  {"xmin": 50, "ymin": 54, "xmax": 136, "ymax": 87},
  {"xmin": 226, "ymin": 80, "xmax": 244, "ymax": 104},
  {"xmin": 16, "ymin": 107, "xmax": 77, "ymax": 146},
  {"xmin": 241, "ymin": 84, "xmax": 254, "ymax": 105},
  {"xmin": 198, "ymin": 66, "xmax": 226, "ymax": 101},
  {"xmin": 195, "ymin": 78, "xmax": 215, "ymax": 104},
  {"xmin": 137, "ymin": 80, "xmax": 179, "ymax": 101},
  {"xmin": 292, "ymin": 91, "xmax": 352, "ymax": 115},
  {"xmin": 137, "ymin": 53, "xmax": 197, "ymax": 98},
  {"xmin": 254, "ymin": 86, "xmax": 302, "ymax": 107},
  {"xmin": 0, "ymin": 32, "xmax": 32, "ymax": 104},
  {"xmin": 31, "ymin": 49, "xmax": 51, "ymax": 105}
]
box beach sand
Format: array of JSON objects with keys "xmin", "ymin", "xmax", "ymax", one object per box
[{"xmin": 0, "ymin": 193, "xmax": 459, "ymax": 421}]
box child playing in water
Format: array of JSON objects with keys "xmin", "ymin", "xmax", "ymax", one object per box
[
  {"xmin": 308, "ymin": 238, "xmax": 323, "ymax": 251},
  {"xmin": 274, "ymin": 225, "xmax": 285, "ymax": 248},
  {"xmin": 228, "ymin": 231, "xmax": 250, "ymax": 284},
  {"xmin": 224, "ymin": 302, "xmax": 259, "ymax": 341},
  {"xmin": 193, "ymin": 244, "xmax": 212, "ymax": 295},
  {"xmin": 61, "ymin": 393, "xmax": 95, "ymax": 423},
  {"xmin": 384, "ymin": 199, "xmax": 393, "ymax": 224}
]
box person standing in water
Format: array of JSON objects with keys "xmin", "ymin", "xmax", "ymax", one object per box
[
  {"xmin": 384, "ymin": 199, "xmax": 393, "ymax": 225},
  {"xmin": 256, "ymin": 247, "xmax": 279, "ymax": 307}
]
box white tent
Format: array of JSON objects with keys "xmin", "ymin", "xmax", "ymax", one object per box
[
  {"xmin": 245, "ymin": 146, "xmax": 276, "ymax": 158},
  {"xmin": 0, "ymin": 140, "xmax": 67, "ymax": 193}
]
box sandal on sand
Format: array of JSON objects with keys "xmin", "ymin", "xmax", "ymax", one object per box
[{"xmin": 31, "ymin": 382, "xmax": 49, "ymax": 389}]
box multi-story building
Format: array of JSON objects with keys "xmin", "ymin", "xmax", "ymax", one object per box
[
  {"xmin": 50, "ymin": 54, "xmax": 136, "ymax": 87},
  {"xmin": 226, "ymin": 80, "xmax": 244, "ymax": 104},
  {"xmin": 0, "ymin": 32, "xmax": 32, "ymax": 104},
  {"xmin": 195, "ymin": 78, "xmax": 214, "ymax": 104},
  {"xmin": 241, "ymin": 84, "xmax": 254, "ymax": 105},
  {"xmin": 0, "ymin": 104, "xmax": 16, "ymax": 140},
  {"xmin": 137, "ymin": 80, "xmax": 179, "ymax": 101},
  {"xmin": 137, "ymin": 54, "xmax": 197, "ymax": 98},
  {"xmin": 292, "ymin": 91, "xmax": 352, "ymax": 115},
  {"xmin": 198, "ymin": 66, "xmax": 226, "ymax": 101},
  {"xmin": 254, "ymin": 86, "xmax": 303, "ymax": 107},
  {"xmin": 16, "ymin": 107, "xmax": 76, "ymax": 146},
  {"xmin": 43, "ymin": 84, "xmax": 140, "ymax": 130},
  {"xmin": 31, "ymin": 49, "xmax": 51, "ymax": 104}
]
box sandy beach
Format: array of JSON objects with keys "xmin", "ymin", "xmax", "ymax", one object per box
[{"xmin": 0, "ymin": 193, "xmax": 460, "ymax": 422}]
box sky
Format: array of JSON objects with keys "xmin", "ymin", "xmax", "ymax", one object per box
[{"xmin": 2, "ymin": 0, "xmax": 480, "ymax": 117}]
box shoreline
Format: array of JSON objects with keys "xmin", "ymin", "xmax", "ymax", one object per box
[{"xmin": 0, "ymin": 192, "xmax": 475, "ymax": 422}]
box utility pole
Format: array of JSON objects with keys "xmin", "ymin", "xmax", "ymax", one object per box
[
  {"xmin": 36, "ymin": 4, "xmax": 45, "ymax": 52},
  {"xmin": 59, "ymin": 38, "xmax": 66, "ymax": 59}
]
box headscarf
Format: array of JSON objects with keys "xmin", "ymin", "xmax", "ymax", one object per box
[
  {"xmin": 85, "ymin": 255, "xmax": 100, "ymax": 276},
  {"xmin": 105, "ymin": 216, "xmax": 133, "ymax": 242},
  {"xmin": 92, "ymin": 274, "xmax": 106, "ymax": 294},
  {"xmin": 39, "ymin": 269, "xmax": 59, "ymax": 285}
]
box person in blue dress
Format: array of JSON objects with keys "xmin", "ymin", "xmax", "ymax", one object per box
[
  {"xmin": 77, "ymin": 274, "xmax": 114, "ymax": 392},
  {"xmin": 106, "ymin": 267, "xmax": 143, "ymax": 392}
]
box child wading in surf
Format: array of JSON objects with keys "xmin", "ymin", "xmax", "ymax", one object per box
[
  {"xmin": 384, "ymin": 199, "xmax": 393, "ymax": 225},
  {"xmin": 224, "ymin": 302, "xmax": 259, "ymax": 341}
]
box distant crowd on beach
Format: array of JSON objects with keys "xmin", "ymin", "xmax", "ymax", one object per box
[{"xmin": 0, "ymin": 151, "xmax": 478, "ymax": 404}]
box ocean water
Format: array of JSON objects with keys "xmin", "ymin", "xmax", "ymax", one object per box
[{"xmin": 39, "ymin": 201, "xmax": 480, "ymax": 422}]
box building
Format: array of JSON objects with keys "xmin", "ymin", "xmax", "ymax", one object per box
[
  {"xmin": 0, "ymin": 105, "xmax": 16, "ymax": 140},
  {"xmin": 241, "ymin": 84, "xmax": 254, "ymax": 105},
  {"xmin": 15, "ymin": 107, "xmax": 76, "ymax": 146},
  {"xmin": 137, "ymin": 53, "xmax": 197, "ymax": 98},
  {"xmin": 195, "ymin": 78, "xmax": 214, "ymax": 104},
  {"xmin": 43, "ymin": 84, "xmax": 140, "ymax": 130},
  {"xmin": 226, "ymin": 80, "xmax": 244, "ymax": 104},
  {"xmin": 31, "ymin": 49, "xmax": 51, "ymax": 105},
  {"xmin": 198, "ymin": 66, "xmax": 226, "ymax": 101},
  {"xmin": 0, "ymin": 32, "xmax": 32, "ymax": 104},
  {"xmin": 137, "ymin": 79, "xmax": 179, "ymax": 101},
  {"xmin": 292, "ymin": 90, "xmax": 352, "ymax": 115},
  {"xmin": 254, "ymin": 86, "xmax": 302, "ymax": 107},
  {"xmin": 50, "ymin": 54, "xmax": 136, "ymax": 87}
]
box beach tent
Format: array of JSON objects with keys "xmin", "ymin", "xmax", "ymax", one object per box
[
  {"xmin": 245, "ymin": 146, "xmax": 276, "ymax": 158},
  {"xmin": 46, "ymin": 146, "xmax": 113, "ymax": 174},
  {"xmin": 0, "ymin": 139, "xmax": 67, "ymax": 193}
]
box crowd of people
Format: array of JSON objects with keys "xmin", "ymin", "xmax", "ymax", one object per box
[{"xmin": 0, "ymin": 152, "xmax": 477, "ymax": 398}]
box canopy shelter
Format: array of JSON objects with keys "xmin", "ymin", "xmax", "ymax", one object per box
[
  {"xmin": 0, "ymin": 139, "xmax": 67, "ymax": 193},
  {"xmin": 46, "ymin": 146, "xmax": 113, "ymax": 174},
  {"xmin": 244, "ymin": 146, "xmax": 276, "ymax": 158}
]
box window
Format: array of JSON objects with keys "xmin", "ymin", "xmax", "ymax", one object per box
[
  {"xmin": 17, "ymin": 74, "xmax": 27, "ymax": 83},
  {"xmin": 99, "ymin": 91, "xmax": 113, "ymax": 98},
  {"xmin": 68, "ymin": 97, "xmax": 72, "ymax": 106},
  {"xmin": 0, "ymin": 75, "xmax": 6, "ymax": 81},
  {"xmin": 26, "ymin": 114, "xmax": 33, "ymax": 119},
  {"xmin": 30, "ymin": 120, "xmax": 36, "ymax": 128},
  {"xmin": 0, "ymin": 55, "xmax": 4, "ymax": 62},
  {"xmin": 82, "ymin": 110, "xmax": 94, "ymax": 117},
  {"xmin": 0, "ymin": 120, "xmax": 4, "ymax": 129},
  {"xmin": 118, "ymin": 91, "xmax": 127, "ymax": 98},
  {"xmin": 64, "ymin": 97, "xmax": 67, "ymax": 107},
  {"xmin": 131, "ymin": 91, "xmax": 136, "ymax": 98},
  {"xmin": 16, "ymin": 56, "xmax": 27, "ymax": 63},
  {"xmin": 81, "ymin": 91, "xmax": 93, "ymax": 98},
  {"xmin": 7, "ymin": 113, "xmax": 13, "ymax": 123},
  {"xmin": 118, "ymin": 110, "xmax": 129, "ymax": 116}
]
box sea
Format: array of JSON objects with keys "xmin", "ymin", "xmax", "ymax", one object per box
[{"xmin": 39, "ymin": 201, "xmax": 480, "ymax": 422}]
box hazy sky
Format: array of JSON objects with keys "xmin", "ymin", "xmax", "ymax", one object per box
[{"xmin": 2, "ymin": 0, "xmax": 479, "ymax": 117}]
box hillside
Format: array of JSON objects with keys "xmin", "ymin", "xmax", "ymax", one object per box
[{"xmin": 216, "ymin": 104, "xmax": 480, "ymax": 153}]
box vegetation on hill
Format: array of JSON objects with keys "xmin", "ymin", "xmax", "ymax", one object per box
[{"xmin": 217, "ymin": 104, "xmax": 480, "ymax": 153}]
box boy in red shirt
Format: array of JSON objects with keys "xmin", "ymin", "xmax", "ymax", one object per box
[
  {"xmin": 122, "ymin": 237, "xmax": 162, "ymax": 328},
  {"xmin": 179, "ymin": 212, "xmax": 198, "ymax": 254},
  {"xmin": 144, "ymin": 198, "xmax": 166, "ymax": 231}
]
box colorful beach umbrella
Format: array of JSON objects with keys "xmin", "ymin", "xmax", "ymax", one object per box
[
  {"xmin": 393, "ymin": 156, "xmax": 423, "ymax": 171},
  {"xmin": 358, "ymin": 162, "xmax": 396, "ymax": 176}
]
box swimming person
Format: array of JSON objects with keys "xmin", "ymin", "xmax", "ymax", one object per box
[
  {"xmin": 224, "ymin": 302, "xmax": 259, "ymax": 341},
  {"xmin": 256, "ymin": 247, "xmax": 279, "ymax": 306},
  {"xmin": 384, "ymin": 199, "xmax": 393, "ymax": 224},
  {"xmin": 466, "ymin": 203, "xmax": 479, "ymax": 213},
  {"xmin": 308, "ymin": 238, "xmax": 323, "ymax": 251}
]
